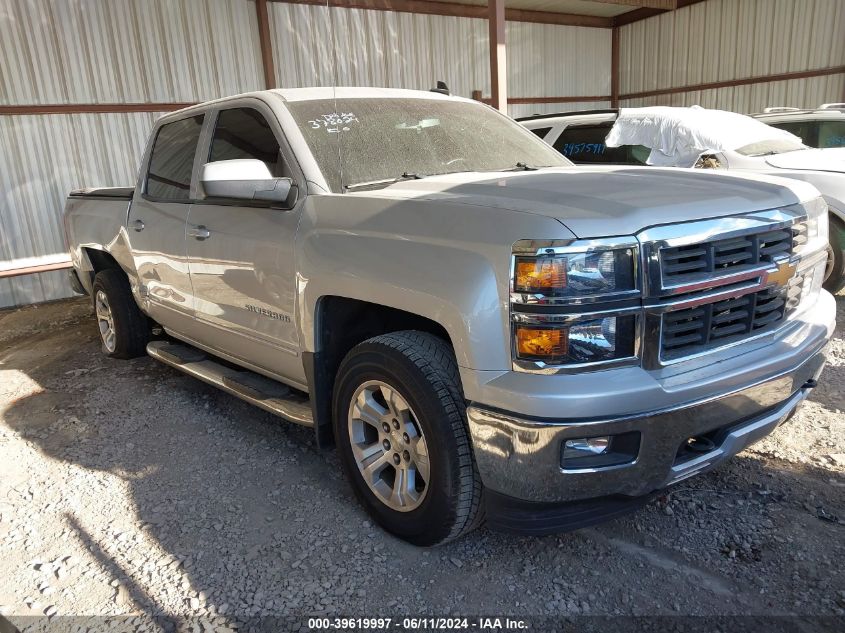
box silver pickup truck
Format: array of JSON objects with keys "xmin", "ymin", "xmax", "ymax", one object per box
[{"xmin": 64, "ymin": 87, "xmax": 836, "ymax": 545}]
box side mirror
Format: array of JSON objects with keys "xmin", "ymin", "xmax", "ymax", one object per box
[{"xmin": 200, "ymin": 159, "xmax": 297, "ymax": 208}]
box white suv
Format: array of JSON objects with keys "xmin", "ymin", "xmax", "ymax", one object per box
[{"xmin": 753, "ymin": 104, "xmax": 845, "ymax": 149}]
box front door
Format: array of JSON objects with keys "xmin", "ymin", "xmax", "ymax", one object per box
[
  {"xmin": 127, "ymin": 114, "xmax": 204, "ymax": 332},
  {"xmin": 186, "ymin": 105, "xmax": 303, "ymax": 383}
]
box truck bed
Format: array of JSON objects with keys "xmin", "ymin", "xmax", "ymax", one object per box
[
  {"xmin": 64, "ymin": 187, "xmax": 135, "ymax": 280},
  {"xmin": 68, "ymin": 186, "xmax": 134, "ymax": 200}
]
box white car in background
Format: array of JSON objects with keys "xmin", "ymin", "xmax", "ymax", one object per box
[
  {"xmin": 519, "ymin": 106, "xmax": 845, "ymax": 293},
  {"xmin": 753, "ymin": 104, "xmax": 845, "ymax": 149}
]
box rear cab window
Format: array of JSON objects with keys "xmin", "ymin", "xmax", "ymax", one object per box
[{"xmin": 145, "ymin": 115, "xmax": 204, "ymax": 200}]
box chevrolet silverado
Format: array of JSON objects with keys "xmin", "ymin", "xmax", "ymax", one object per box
[{"xmin": 64, "ymin": 88, "xmax": 836, "ymax": 545}]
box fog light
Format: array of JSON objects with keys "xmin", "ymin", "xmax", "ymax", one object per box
[
  {"xmin": 561, "ymin": 431, "xmax": 641, "ymax": 471},
  {"xmin": 564, "ymin": 437, "xmax": 610, "ymax": 459}
]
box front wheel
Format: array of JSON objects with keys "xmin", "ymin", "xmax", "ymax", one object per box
[
  {"xmin": 333, "ymin": 331, "xmax": 483, "ymax": 546},
  {"xmin": 823, "ymin": 215, "xmax": 845, "ymax": 295}
]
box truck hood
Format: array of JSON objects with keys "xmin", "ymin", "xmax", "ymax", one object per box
[
  {"xmin": 357, "ymin": 166, "xmax": 819, "ymax": 238},
  {"xmin": 764, "ymin": 147, "xmax": 845, "ymax": 174}
]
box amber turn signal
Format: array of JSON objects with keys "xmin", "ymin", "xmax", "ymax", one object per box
[
  {"xmin": 515, "ymin": 326, "xmax": 569, "ymax": 360},
  {"xmin": 514, "ymin": 257, "xmax": 567, "ymax": 292}
]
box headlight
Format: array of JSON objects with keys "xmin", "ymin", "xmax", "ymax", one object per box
[
  {"xmin": 511, "ymin": 238, "xmax": 641, "ymax": 370},
  {"xmin": 514, "ymin": 314, "xmax": 637, "ymax": 366},
  {"xmin": 513, "ymin": 245, "xmax": 637, "ymax": 300},
  {"xmin": 798, "ymin": 197, "xmax": 829, "ymax": 255}
]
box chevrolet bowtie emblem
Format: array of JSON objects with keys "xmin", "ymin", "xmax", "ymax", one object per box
[{"xmin": 765, "ymin": 260, "xmax": 797, "ymax": 287}]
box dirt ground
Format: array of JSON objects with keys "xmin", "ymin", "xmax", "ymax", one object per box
[{"xmin": 0, "ymin": 295, "xmax": 843, "ymax": 631}]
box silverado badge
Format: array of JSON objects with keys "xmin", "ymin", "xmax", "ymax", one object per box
[{"xmin": 765, "ymin": 260, "xmax": 797, "ymax": 288}]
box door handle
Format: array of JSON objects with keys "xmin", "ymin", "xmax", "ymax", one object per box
[
  {"xmin": 188, "ymin": 225, "xmax": 211, "ymax": 240},
  {"xmin": 131, "ymin": 219, "xmax": 145, "ymax": 232}
]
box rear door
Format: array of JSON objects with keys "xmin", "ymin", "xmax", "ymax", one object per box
[
  {"xmin": 128, "ymin": 114, "xmax": 204, "ymax": 331},
  {"xmin": 185, "ymin": 101, "xmax": 305, "ymax": 383}
]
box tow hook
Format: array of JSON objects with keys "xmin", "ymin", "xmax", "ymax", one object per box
[
  {"xmin": 685, "ymin": 436, "xmax": 716, "ymax": 453},
  {"xmin": 802, "ymin": 378, "xmax": 818, "ymax": 389}
]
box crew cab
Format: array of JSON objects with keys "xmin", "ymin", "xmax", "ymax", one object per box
[
  {"xmin": 65, "ymin": 88, "xmax": 835, "ymax": 544},
  {"xmin": 520, "ymin": 107, "xmax": 845, "ymax": 293}
]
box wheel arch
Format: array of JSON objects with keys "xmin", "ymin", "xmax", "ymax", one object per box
[
  {"xmin": 76, "ymin": 247, "xmax": 123, "ymax": 294},
  {"xmin": 304, "ymin": 296, "xmax": 456, "ymax": 448}
]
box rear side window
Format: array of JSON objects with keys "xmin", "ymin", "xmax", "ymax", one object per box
[
  {"xmin": 528, "ymin": 126, "xmax": 552, "ymax": 139},
  {"xmin": 209, "ymin": 107, "xmax": 288, "ymax": 177},
  {"xmin": 553, "ymin": 123, "xmax": 641, "ymax": 164},
  {"xmin": 146, "ymin": 115, "xmax": 204, "ymax": 200}
]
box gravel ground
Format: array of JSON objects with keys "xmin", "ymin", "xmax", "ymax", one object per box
[{"xmin": 0, "ymin": 295, "xmax": 843, "ymax": 630}]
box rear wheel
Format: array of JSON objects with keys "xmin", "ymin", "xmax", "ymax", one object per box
[
  {"xmin": 333, "ymin": 331, "xmax": 483, "ymax": 545},
  {"xmin": 823, "ymin": 214, "xmax": 845, "ymax": 295},
  {"xmin": 91, "ymin": 270, "xmax": 149, "ymax": 359}
]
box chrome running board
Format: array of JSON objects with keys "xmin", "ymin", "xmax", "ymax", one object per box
[{"xmin": 146, "ymin": 341, "xmax": 314, "ymax": 427}]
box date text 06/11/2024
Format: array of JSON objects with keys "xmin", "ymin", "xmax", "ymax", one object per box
[{"xmin": 307, "ymin": 617, "xmax": 529, "ymax": 631}]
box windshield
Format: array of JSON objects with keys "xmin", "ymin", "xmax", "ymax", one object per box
[
  {"xmin": 285, "ymin": 97, "xmax": 570, "ymax": 191},
  {"xmin": 735, "ymin": 138, "xmax": 806, "ymax": 156}
]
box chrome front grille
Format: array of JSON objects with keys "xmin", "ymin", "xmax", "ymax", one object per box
[
  {"xmin": 659, "ymin": 224, "xmax": 802, "ymax": 284},
  {"xmin": 660, "ymin": 277, "xmax": 803, "ymax": 360},
  {"xmin": 639, "ymin": 209, "xmax": 814, "ymax": 368},
  {"xmin": 791, "ymin": 221, "xmax": 809, "ymax": 252}
]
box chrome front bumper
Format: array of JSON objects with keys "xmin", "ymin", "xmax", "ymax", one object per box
[{"xmin": 466, "ymin": 344, "xmax": 828, "ymax": 504}]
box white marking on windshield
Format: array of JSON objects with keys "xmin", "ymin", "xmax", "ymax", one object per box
[{"xmin": 308, "ymin": 112, "xmax": 359, "ymax": 133}]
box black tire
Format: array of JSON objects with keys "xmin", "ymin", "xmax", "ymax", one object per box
[
  {"xmin": 332, "ymin": 331, "xmax": 483, "ymax": 546},
  {"xmin": 823, "ymin": 214, "xmax": 845, "ymax": 295},
  {"xmin": 91, "ymin": 269, "xmax": 149, "ymax": 359}
]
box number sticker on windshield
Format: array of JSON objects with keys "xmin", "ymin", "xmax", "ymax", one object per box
[{"xmin": 308, "ymin": 112, "xmax": 359, "ymax": 133}]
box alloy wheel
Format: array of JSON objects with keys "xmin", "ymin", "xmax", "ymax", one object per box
[
  {"xmin": 347, "ymin": 380, "xmax": 430, "ymax": 512},
  {"xmin": 95, "ymin": 290, "xmax": 116, "ymax": 353}
]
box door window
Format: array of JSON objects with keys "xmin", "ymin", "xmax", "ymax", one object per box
[
  {"xmin": 209, "ymin": 107, "xmax": 289, "ymax": 177},
  {"xmin": 145, "ymin": 115, "xmax": 204, "ymax": 200}
]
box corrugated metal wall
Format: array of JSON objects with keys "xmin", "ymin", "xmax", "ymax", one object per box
[
  {"xmin": 0, "ymin": 0, "xmax": 265, "ymax": 308},
  {"xmin": 270, "ymin": 4, "xmax": 489, "ymax": 97},
  {"xmin": 507, "ymin": 20, "xmax": 611, "ymax": 109},
  {"xmin": 0, "ymin": 0, "xmax": 264, "ymax": 105},
  {"xmin": 0, "ymin": 112, "xmax": 163, "ymax": 307},
  {"xmin": 619, "ymin": 0, "xmax": 845, "ymax": 112},
  {"xmin": 508, "ymin": 20, "xmax": 612, "ymax": 117},
  {"xmin": 268, "ymin": 2, "xmax": 611, "ymax": 116},
  {"xmin": 621, "ymin": 74, "xmax": 845, "ymax": 111}
]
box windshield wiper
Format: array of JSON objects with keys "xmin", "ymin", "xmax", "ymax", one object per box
[
  {"xmin": 344, "ymin": 172, "xmax": 424, "ymax": 191},
  {"xmin": 502, "ymin": 162, "xmax": 539, "ymax": 171}
]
